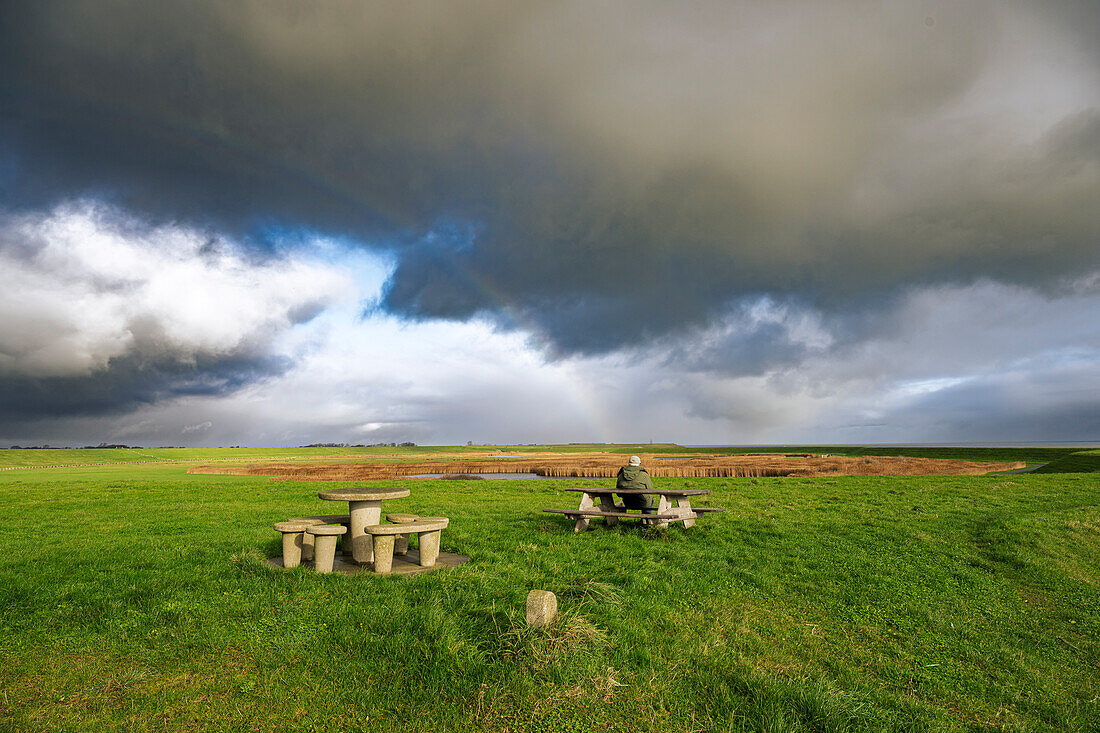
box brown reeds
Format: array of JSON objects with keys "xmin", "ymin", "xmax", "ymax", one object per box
[{"xmin": 186, "ymin": 452, "xmax": 1024, "ymax": 480}]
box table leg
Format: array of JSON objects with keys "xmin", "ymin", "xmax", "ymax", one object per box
[
  {"xmin": 281, "ymin": 531, "xmax": 304, "ymax": 568},
  {"xmin": 301, "ymin": 530, "xmax": 315, "ymax": 561},
  {"xmin": 598, "ymin": 493, "xmax": 619, "ymax": 526},
  {"xmin": 372, "ymin": 535, "xmax": 396, "ymax": 574},
  {"xmin": 347, "ymin": 499, "xmax": 382, "ymax": 564},
  {"xmin": 341, "ymin": 518, "xmax": 353, "ymax": 557},
  {"xmin": 656, "ymin": 495, "xmax": 672, "ymax": 528},
  {"xmin": 574, "ymin": 492, "xmax": 594, "ymax": 533},
  {"xmin": 675, "ymin": 498, "xmax": 696, "ymax": 528},
  {"xmin": 419, "ymin": 530, "xmax": 441, "ymax": 567}
]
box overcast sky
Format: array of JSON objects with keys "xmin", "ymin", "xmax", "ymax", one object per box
[{"xmin": 1, "ymin": 1, "xmax": 1097, "ymax": 447}]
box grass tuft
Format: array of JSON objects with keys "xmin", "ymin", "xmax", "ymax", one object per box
[{"xmin": 230, "ymin": 546, "xmax": 272, "ymax": 575}]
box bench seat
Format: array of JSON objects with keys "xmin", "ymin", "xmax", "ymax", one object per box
[
  {"xmin": 290, "ymin": 514, "xmax": 353, "ymax": 557},
  {"xmin": 304, "ymin": 523, "xmax": 346, "ymax": 573},
  {"xmin": 385, "ymin": 513, "xmax": 419, "ymax": 554},
  {"xmin": 273, "ymin": 520, "xmax": 315, "ymax": 568},
  {"xmin": 293, "ymin": 513, "xmax": 350, "ymax": 524},
  {"xmin": 365, "ymin": 517, "xmax": 449, "ymax": 573},
  {"xmin": 563, "ymin": 487, "xmax": 712, "ymax": 497},
  {"xmin": 365, "ymin": 517, "xmax": 448, "ymax": 535},
  {"xmin": 542, "ymin": 508, "xmax": 685, "ymax": 520}
]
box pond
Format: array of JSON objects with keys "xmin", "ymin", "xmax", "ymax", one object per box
[{"xmin": 404, "ymin": 472, "xmax": 567, "ymax": 480}]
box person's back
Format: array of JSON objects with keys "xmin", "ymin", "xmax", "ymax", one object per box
[{"xmin": 616, "ymin": 455, "xmax": 655, "ymax": 511}]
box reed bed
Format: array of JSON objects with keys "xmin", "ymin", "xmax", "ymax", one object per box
[{"xmin": 187, "ymin": 452, "xmax": 1024, "ymax": 480}]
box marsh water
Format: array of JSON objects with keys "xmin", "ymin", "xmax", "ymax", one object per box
[{"xmin": 405, "ymin": 472, "xmax": 565, "ymax": 480}]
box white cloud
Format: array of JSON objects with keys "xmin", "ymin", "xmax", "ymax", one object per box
[
  {"xmin": 0, "ymin": 204, "xmax": 351, "ymax": 378},
  {"xmin": 2, "ymin": 212, "xmax": 1097, "ymax": 446}
]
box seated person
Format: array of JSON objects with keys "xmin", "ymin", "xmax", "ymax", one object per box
[{"xmin": 615, "ymin": 455, "xmax": 656, "ymax": 513}]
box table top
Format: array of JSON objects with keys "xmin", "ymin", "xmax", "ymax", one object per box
[
  {"xmin": 318, "ymin": 487, "xmax": 411, "ymax": 501},
  {"xmin": 566, "ymin": 487, "xmax": 710, "ymax": 497}
]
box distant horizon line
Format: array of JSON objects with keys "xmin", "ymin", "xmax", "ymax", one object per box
[{"xmin": 3, "ymin": 440, "xmax": 1098, "ymax": 450}]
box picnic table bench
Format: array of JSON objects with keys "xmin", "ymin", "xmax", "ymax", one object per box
[
  {"xmin": 272, "ymin": 490, "xmax": 467, "ymax": 576},
  {"xmin": 544, "ymin": 487, "xmax": 724, "ymax": 533}
]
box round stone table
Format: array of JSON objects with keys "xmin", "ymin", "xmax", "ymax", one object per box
[{"xmin": 318, "ymin": 487, "xmax": 410, "ymax": 565}]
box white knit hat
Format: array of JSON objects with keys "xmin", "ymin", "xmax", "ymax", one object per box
[{"xmin": 628, "ymin": 455, "xmax": 641, "ymax": 466}]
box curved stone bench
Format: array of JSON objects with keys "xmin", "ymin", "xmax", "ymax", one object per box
[
  {"xmin": 366, "ymin": 517, "xmax": 448, "ymax": 574},
  {"xmin": 297, "ymin": 514, "xmax": 351, "ymax": 524},
  {"xmin": 386, "ymin": 513, "xmax": 420, "ymax": 556},
  {"xmin": 290, "ymin": 514, "xmax": 351, "ymax": 558},
  {"xmin": 273, "ymin": 520, "xmax": 315, "ymax": 568},
  {"xmin": 305, "ymin": 524, "xmax": 347, "ymax": 574}
]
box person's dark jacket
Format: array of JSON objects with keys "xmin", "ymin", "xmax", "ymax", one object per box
[{"xmin": 616, "ymin": 465, "xmax": 656, "ymax": 510}]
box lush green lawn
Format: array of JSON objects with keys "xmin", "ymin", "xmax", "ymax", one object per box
[
  {"xmin": 1033, "ymin": 450, "xmax": 1100, "ymax": 474},
  {"xmin": 1, "ymin": 444, "xmax": 1084, "ymax": 469},
  {"xmin": 0, "ymin": 452, "xmax": 1097, "ymax": 732}
]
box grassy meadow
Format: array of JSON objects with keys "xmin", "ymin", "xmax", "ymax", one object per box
[{"xmin": 0, "ymin": 446, "xmax": 1097, "ymax": 732}]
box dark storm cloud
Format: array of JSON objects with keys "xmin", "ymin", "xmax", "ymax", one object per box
[
  {"xmin": 2, "ymin": 0, "xmax": 1098, "ymax": 355},
  {"xmin": 0, "ymin": 0, "xmax": 510, "ymax": 238},
  {"xmin": 0, "ymin": 350, "xmax": 288, "ymax": 421}
]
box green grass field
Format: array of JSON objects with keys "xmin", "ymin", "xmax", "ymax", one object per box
[
  {"xmin": 0, "ymin": 447, "xmax": 1097, "ymax": 732},
  {"xmin": 1032, "ymin": 450, "xmax": 1100, "ymax": 474},
  {"xmin": 0, "ymin": 444, "xmax": 1084, "ymax": 469}
]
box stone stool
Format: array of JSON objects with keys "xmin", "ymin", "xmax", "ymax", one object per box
[
  {"xmin": 292, "ymin": 514, "xmax": 352, "ymax": 557},
  {"xmin": 306, "ymin": 524, "xmax": 348, "ymax": 574},
  {"xmin": 273, "ymin": 520, "xmax": 313, "ymax": 568},
  {"xmin": 385, "ymin": 513, "xmax": 420, "ymax": 555},
  {"xmin": 365, "ymin": 517, "xmax": 449, "ymax": 574},
  {"xmin": 286, "ymin": 517, "xmax": 327, "ymax": 560}
]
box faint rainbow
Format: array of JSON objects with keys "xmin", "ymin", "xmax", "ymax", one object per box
[
  {"xmin": 40, "ymin": 89, "xmax": 617, "ymax": 441},
  {"xmin": 432, "ymin": 252, "xmax": 616, "ymax": 444}
]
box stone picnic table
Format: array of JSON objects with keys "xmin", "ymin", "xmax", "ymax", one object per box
[
  {"xmin": 318, "ymin": 486, "xmax": 410, "ymax": 564},
  {"xmin": 543, "ymin": 486, "xmax": 723, "ymax": 533}
]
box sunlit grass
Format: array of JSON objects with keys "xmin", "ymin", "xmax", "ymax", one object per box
[{"xmin": 0, "ymin": 453, "xmax": 1096, "ymax": 731}]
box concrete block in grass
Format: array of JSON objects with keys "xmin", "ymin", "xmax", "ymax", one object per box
[{"xmin": 526, "ymin": 590, "xmax": 557, "ymax": 628}]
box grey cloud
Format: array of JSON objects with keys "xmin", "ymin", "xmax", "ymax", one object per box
[
  {"xmin": 0, "ymin": 205, "xmax": 346, "ymax": 423},
  {"xmin": 663, "ymin": 304, "xmax": 822, "ymax": 378},
  {"xmin": 878, "ymin": 365, "xmax": 1100, "ymax": 443},
  {"xmin": 604, "ymin": 278, "xmax": 1100, "ymax": 441},
  {"xmin": 3, "ymin": 278, "xmax": 1095, "ymax": 446},
  {"xmin": 1, "ymin": 0, "xmax": 1098, "ymax": 357},
  {"xmin": 0, "ymin": 350, "xmax": 289, "ymax": 421},
  {"xmin": 708, "ymin": 280, "xmax": 1099, "ymax": 387},
  {"xmin": 684, "ymin": 322, "xmax": 811, "ymax": 378}
]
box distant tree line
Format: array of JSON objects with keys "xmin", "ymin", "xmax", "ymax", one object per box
[
  {"xmin": 5, "ymin": 442, "xmax": 417, "ymax": 449},
  {"xmin": 6, "ymin": 442, "xmax": 192, "ymax": 449},
  {"xmin": 4, "ymin": 444, "xmax": 186, "ymax": 449}
]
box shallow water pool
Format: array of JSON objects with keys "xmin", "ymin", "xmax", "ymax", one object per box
[{"xmin": 404, "ymin": 472, "xmax": 567, "ymax": 480}]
